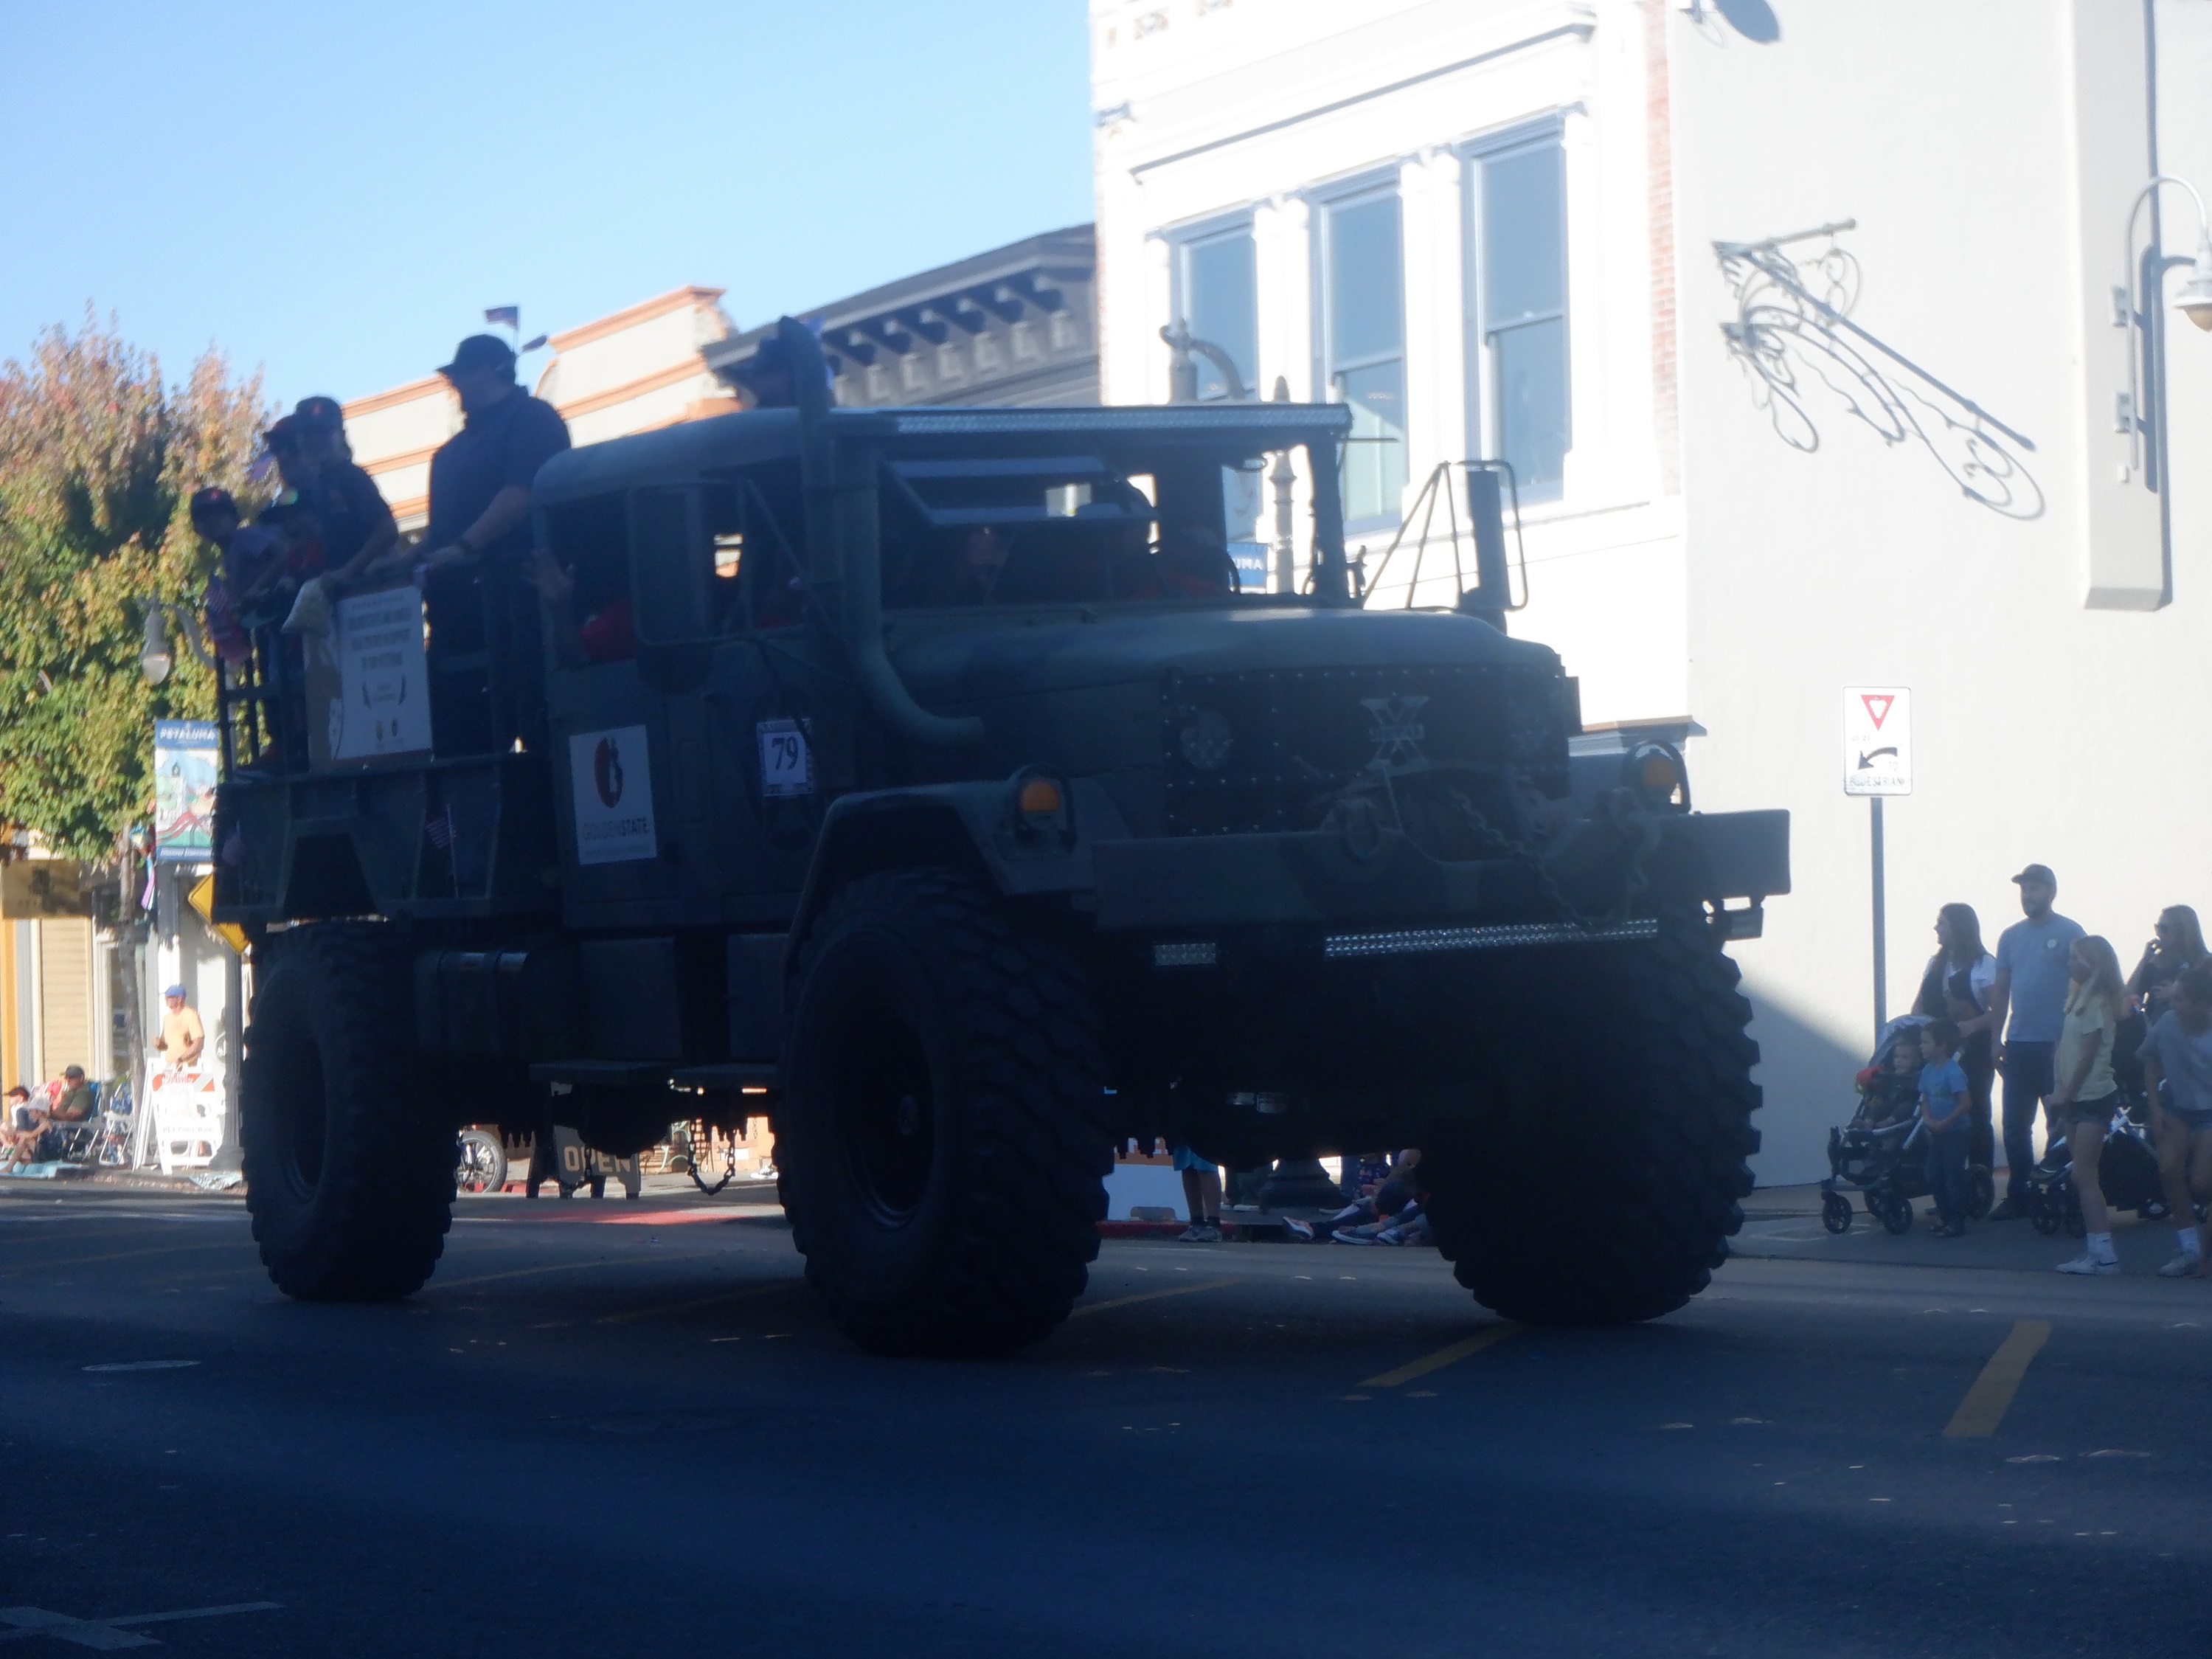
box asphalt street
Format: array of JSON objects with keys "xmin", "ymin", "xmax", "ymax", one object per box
[{"xmin": 3, "ymin": 1184, "xmax": 2208, "ymax": 1657}]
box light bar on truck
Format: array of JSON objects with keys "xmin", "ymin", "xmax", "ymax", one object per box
[
  {"xmin": 1151, "ymin": 940, "xmax": 1220, "ymax": 969},
  {"xmin": 1322, "ymin": 918, "xmax": 1660, "ymax": 960}
]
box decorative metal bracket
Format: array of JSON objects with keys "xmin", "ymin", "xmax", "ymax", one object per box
[{"xmin": 1715, "ymin": 222, "xmax": 2044, "ymax": 520}]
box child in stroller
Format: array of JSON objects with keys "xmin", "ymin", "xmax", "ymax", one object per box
[{"xmin": 1820, "ymin": 1016, "xmax": 1995, "ymax": 1233}]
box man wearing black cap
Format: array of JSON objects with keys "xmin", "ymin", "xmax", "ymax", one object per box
[
  {"xmin": 728, "ymin": 330, "xmax": 799, "ymax": 409},
  {"xmin": 1986, "ymin": 863, "xmax": 2086, "ymax": 1217},
  {"xmin": 292, "ymin": 395, "xmax": 398, "ymax": 584},
  {"xmin": 420, "ymin": 335, "xmax": 570, "ymax": 569}
]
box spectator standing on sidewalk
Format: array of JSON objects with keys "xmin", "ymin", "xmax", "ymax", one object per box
[
  {"xmin": 155, "ymin": 986, "xmax": 205, "ymax": 1069},
  {"xmin": 2050, "ymin": 936, "xmax": 2128, "ymax": 1275},
  {"xmin": 1916, "ymin": 1022, "xmax": 1972, "ymax": 1238},
  {"xmin": 1985, "ymin": 865, "xmax": 2085, "ymax": 1219},
  {"xmin": 2138, "ymin": 966, "xmax": 2212, "ymax": 1277},
  {"xmin": 1173, "ymin": 1145, "xmax": 1224, "ymax": 1242},
  {"xmin": 1915, "ymin": 903, "xmax": 1998, "ymax": 1167},
  {"xmin": 2127, "ymin": 905, "xmax": 2208, "ymax": 1023}
]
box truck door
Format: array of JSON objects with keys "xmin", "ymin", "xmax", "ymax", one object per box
[{"xmin": 696, "ymin": 461, "xmax": 850, "ymax": 908}]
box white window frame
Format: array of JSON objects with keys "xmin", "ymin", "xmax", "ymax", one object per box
[
  {"xmin": 1169, "ymin": 213, "xmax": 1260, "ymax": 404},
  {"xmin": 1310, "ymin": 171, "xmax": 1410, "ymax": 532},
  {"xmin": 1460, "ymin": 118, "xmax": 1570, "ymax": 502}
]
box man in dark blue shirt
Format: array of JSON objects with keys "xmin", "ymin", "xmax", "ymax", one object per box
[
  {"xmin": 292, "ymin": 395, "xmax": 398, "ymax": 583},
  {"xmin": 422, "ymin": 334, "xmax": 570, "ymax": 567},
  {"xmin": 417, "ymin": 336, "xmax": 571, "ymax": 754}
]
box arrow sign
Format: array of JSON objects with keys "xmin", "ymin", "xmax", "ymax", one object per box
[{"xmin": 1842, "ymin": 687, "xmax": 1912, "ymax": 796}]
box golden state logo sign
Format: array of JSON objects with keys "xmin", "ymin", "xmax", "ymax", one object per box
[{"xmin": 568, "ymin": 724, "xmax": 656, "ymax": 865}]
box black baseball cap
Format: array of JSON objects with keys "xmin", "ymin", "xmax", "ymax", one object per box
[
  {"xmin": 294, "ymin": 395, "xmax": 344, "ymax": 430},
  {"xmin": 2011, "ymin": 863, "xmax": 2058, "ymax": 888},
  {"xmin": 438, "ymin": 334, "xmax": 517, "ymax": 377},
  {"xmin": 188, "ymin": 485, "xmax": 236, "ymax": 521}
]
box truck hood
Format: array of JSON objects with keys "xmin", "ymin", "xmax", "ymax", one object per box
[{"xmin": 886, "ymin": 602, "xmax": 1559, "ymax": 707}]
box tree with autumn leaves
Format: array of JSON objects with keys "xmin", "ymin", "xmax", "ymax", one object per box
[{"xmin": 0, "ymin": 312, "xmax": 271, "ymax": 859}]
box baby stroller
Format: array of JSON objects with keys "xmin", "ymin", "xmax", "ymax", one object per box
[
  {"xmin": 1819, "ymin": 1015, "xmax": 1994, "ymax": 1234},
  {"xmin": 2021, "ymin": 1012, "xmax": 2170, "ymax": 1236}
]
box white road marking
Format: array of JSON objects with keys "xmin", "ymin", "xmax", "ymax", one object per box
[
  {"xmin": 80, "ymin": 1362, "xmax": 198, "ymax": 1374},
  {"xmin": 0, "ymin": 1601, "xmax": 279, "ymax": 1649}
]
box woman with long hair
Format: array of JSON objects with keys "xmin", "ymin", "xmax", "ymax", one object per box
[
  {"xmin": 1916, "ymin": 903, "xmax": 1998, "ymax": 1169},
  {"xmin": 2127, "ymin": 904, "xmax": 2208, "ymax": 1022},
  {"xmin": 2052, "ymin": 934, "xmax": 2129, "ymax": 1274}
]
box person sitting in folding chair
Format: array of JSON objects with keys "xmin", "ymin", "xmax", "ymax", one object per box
[
  {"xmin": 3, "ymin": 1085, "xmax": 41, "ymax": 1168},
  {"xmin": 43, "ymin": 1067, "xmax": 100, "ymax": 1162}
]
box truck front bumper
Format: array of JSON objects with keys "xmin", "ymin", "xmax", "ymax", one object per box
[{"xmin": 1089, "ymin": 808, "xmax": 1789, "ymax": 934}]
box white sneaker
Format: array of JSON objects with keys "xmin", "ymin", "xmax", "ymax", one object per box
[
  {"xmin": 2158, "ymin": 1253, "xmax": 2202, "ymax": 1278},
  {"xmin": 2056, "ymin": 1251, "xmax": 2120, "ymax": 1275}
]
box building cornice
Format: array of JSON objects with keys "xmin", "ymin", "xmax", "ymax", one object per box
[
  {"xmin": 361, "ymin": 442, "xmax": 441, "ymax": 477},
  {"xmin": 548, "ymin": 285, "xmax": 728, "ymax": 353},
  {"xmin": 1125, "ymin": 19, "xmax": 1593, "ymax": 179},
  {"xmin": 555, "ymin": 357, "xmax": 717, "ymax": 420},
  {"xmin": 343, "ymin": 375, "xmax": 452, "ymax": 419}
]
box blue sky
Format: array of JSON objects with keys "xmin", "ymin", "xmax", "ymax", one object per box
[{"xmin": 0, "ymin": 1, "xmax": 1094, "ymax": 409}]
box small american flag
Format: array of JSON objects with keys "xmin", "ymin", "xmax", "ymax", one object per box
[
  {"xmin": 425, "ymin": 808, "xmax": 454, "ymax": 849},
  {"xmin": 484, "ymin": 305, "xmax": 520, "ymax": 330}
]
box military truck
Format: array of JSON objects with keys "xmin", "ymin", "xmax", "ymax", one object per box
[{"xmin": 213, "ymin": 319, "xmax": 1788, "ymax": 1355}]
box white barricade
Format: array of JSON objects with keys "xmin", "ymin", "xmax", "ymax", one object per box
[{"xmin": 148, "ymin": 1067, "xmax": 226, "ymax": 1174}]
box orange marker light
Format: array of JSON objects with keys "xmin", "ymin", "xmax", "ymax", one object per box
[{"xmin": 1019, "ymin": 777, "xmax": 1064, "ymax": 817}]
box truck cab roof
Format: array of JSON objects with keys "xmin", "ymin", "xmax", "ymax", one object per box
[{"xmin": 530, "ymin": 401, "xmax": 1355, "ymax": 507}]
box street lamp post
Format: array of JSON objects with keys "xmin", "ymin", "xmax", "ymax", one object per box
[
  {"xmin": 2119, "ymin": 176, "xmax": 2212, "ymax": 517},
  {"xmin": 136, "ymin": 596, "xmax": 243, "ymax": 1174},
  {"xmin": 136, "ymin": 599, "xmax": 217, "ymax": 687},
  {"xmin": 1269, "ymin": 375, "xmax": 1298, "ymax": 596}
]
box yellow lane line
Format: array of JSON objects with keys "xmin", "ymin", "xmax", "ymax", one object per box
[
  {"xmin": 1068, "ymin": 1277, "xmax": 1241, "ymax": 1319},
  {"xmin": 1362, "ymin": 1323, "xmax": 1520, "ymax": 1388},
  {"xmin": 0, "ymin": 1241, "xmax": 237, "ymax": 1275},
  {"xmin": 597, "ymin": 1279, "xmax": 804, "ymax": 1324},
  {"xmin": 1944, "ymin": 1318, "xmax": 2052, "ymax": 1438},
  {"xmin": 429, "ymin": 1247, "xmax": 743, "ymax": 1291}
]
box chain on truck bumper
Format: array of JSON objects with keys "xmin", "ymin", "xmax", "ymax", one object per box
[{"xmin": 1089, "ymin": 808, "xmax": 1789, "ymax": 937}]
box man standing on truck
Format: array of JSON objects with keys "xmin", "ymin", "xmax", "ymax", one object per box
[
  {"xmin": 292, "ymin": 395, "xmax": 399, "ymax": 584},
  {"xmin": 420, "ymin": 335, "xmax": 570, "ymax": 569}
]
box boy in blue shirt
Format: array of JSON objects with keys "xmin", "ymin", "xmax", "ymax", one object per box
[{"xmin": 1919, "ymin": 1021, "xmax": 1972, "ymax": 1237}]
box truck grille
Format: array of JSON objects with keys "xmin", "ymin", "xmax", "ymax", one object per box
[{"xmin": 1159, "ymin": 664, "xmax": 1562, "ymax": 839}]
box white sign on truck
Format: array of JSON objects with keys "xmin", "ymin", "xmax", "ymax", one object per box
[
  {"xmin": 329, "ymin": 587, "xmax": 434, "ymax": 761},
  {"xmin": 1842, "ymin": 685, "xmax": 1912, "ymax": 796}
]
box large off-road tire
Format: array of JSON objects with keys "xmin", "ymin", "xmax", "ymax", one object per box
[
  {"xmin": 241, "ymin": 923, "xmax": 456, "ymax": 1300},
  {"xmin": 780, "ymin": 869, "xmax": 1112, "ymax": 1357},
  {"xmin": 1425, "ymin": 912, "xmax": 1761, "ymax": 1325}
]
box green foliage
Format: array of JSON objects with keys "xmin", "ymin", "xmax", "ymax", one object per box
[{"xmin": 0, "ymin": 311, "xmax": 272, "ymax": 858}]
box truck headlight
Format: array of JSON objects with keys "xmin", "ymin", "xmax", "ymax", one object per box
[
  {"xmin": 1627, "ymin": 741, "xmax": 1689, "ymax": 810},
  {"xmin": 1009, "ymin": 769, "xmax": 1072, "ymax": 839},
  {"xmin": 1178, "ymin": 708, "xmax": 1233, "ymax": 770}
]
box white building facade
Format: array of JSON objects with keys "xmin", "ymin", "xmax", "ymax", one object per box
[{"xmin": 1093, "ymin": 0, "xmax": 2212, "ymax": 1182}]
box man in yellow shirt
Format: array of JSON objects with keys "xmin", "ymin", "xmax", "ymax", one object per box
[{"xmin": 156, "ymin": 985, "xmax": 205, "ymax": 1068}]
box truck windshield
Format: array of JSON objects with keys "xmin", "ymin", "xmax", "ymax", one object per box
[{"xmin": 879, "ymin": 444, "xmax": 1315, "ymax": 608}]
